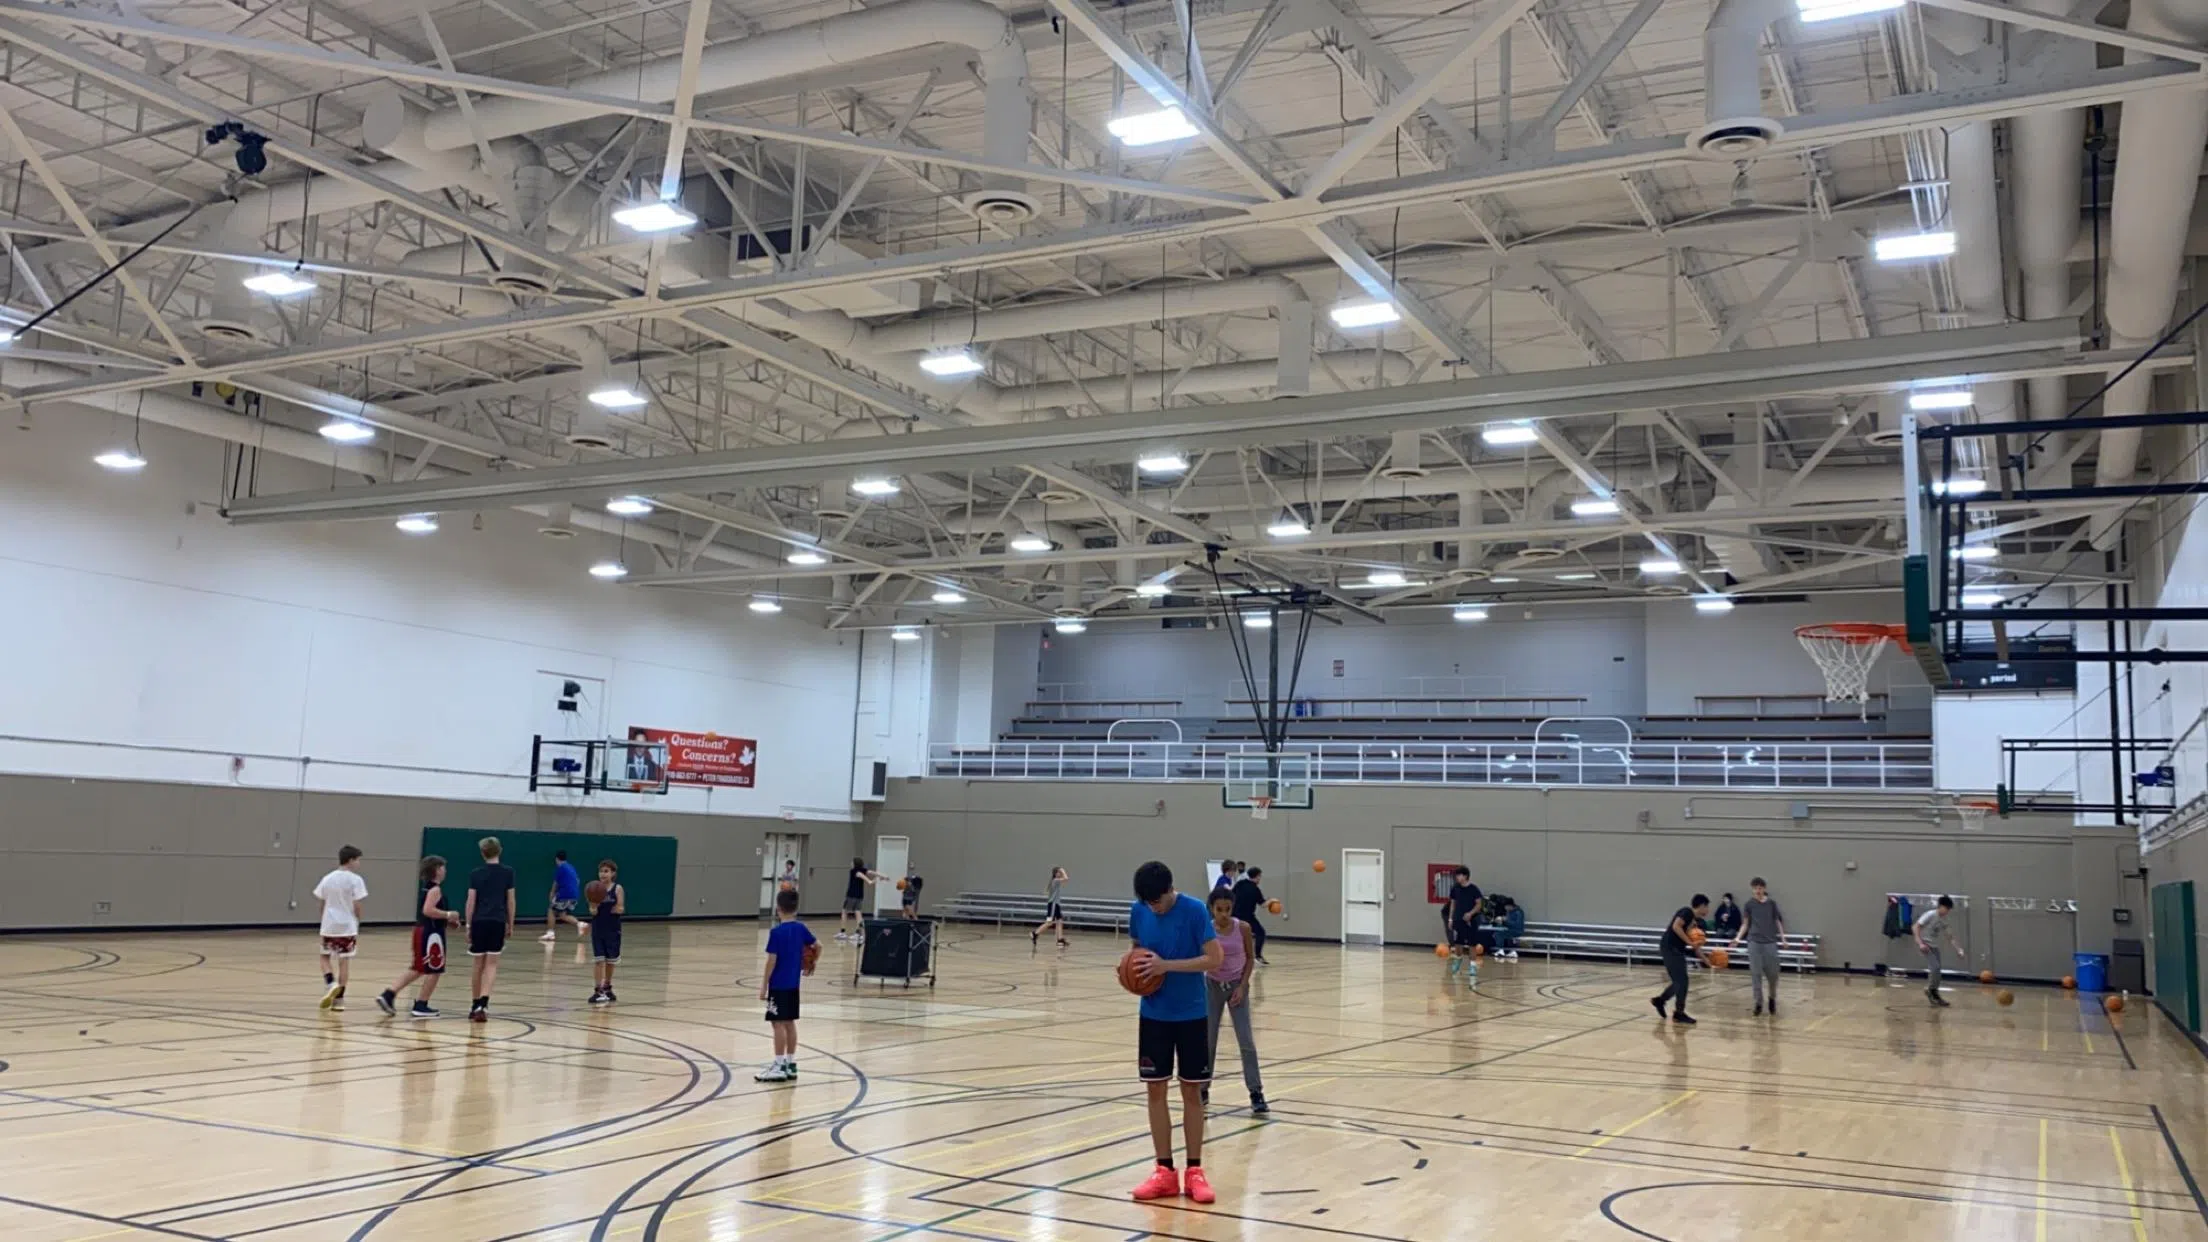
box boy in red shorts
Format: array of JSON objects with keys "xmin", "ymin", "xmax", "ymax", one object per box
[
  {"xmin": 377, "ymin": 856, "xmax": 460, "ymax": 1018},
  {"xmin": 312, "ymin": 845, "xmax": 367, "ymax": 1011}
]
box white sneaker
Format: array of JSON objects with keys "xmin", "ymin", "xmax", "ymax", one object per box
[
  {"xmin": 539, "ymin": 930, "xmax": 557, "ymax": 942},
  {"xmin": 753, "ymin": 1062, "xmax": 795, "ymax": 1083},
  {"xmin": 578, "ymin": 922, "xmax": 590, "ymax": 937}
]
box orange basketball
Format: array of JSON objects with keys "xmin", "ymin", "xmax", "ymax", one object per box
[
  {"xmin": 1312, "ymin": 860, "xmax": 1327, "ymax": 873},
  {"xmin": 1978, "ymin": 970, "xmax": 1995, "ymax": 984},
  {"xmin": 895, "ymin": 878, "xmax": 907, "ymax": 891},
  {"xmin": 1434, "ymin": 943, "xmax": 1451, "ymax": 958},
  {"xmin": 1267, "ymin": 899, "xmax": 1283, "ymax": 915},
  {"xmin": 1706, "ymin": 949, "xmax": 1730, "ymax": 971},
  {"xmin": 1473, "ymin": 943, "xmax": 1486, "ymax": 959},
  {"xmin": 2106, "ymin": 995, "xmax": 2126, "ymax": 1014},
  {"xmin": 2061, "ymin": 975, "xmax": 2077, "ymax": 990},
  {"xmin": 1117, "ymin": 949, "xmax": 1162, "ymax": 996},
  {"xmin": 801, "ymin": 942, "xmax": 821, "ymax": 976},
  {"xmin": 1688, "ymin": 926, "xmax": 1707, "ymax": 947},
  {"xmin": 1997, "ymin": 989, "xmax": 2015, "ymax": 1006},
  {"xmin": 584, "ymin": 880, "xmax": 608, "ymax": 907}
]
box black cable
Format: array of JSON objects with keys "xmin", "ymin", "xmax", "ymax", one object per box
[{"xmin": 8, "ymin": 202, "xmax": 203, "ymax": 341}]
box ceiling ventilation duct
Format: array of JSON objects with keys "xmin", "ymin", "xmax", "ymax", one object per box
[
  {"xmin": 1689, "ymin": 0, "xmax": 1786, "ymax": 158},
  {"xmin": 1382, "ymin": 430, "xmax": 1427, "ymax": 480}
]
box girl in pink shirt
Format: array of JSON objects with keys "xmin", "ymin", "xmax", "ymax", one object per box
[{"xmin": 1205, "ymin": 890, "xmax": 1268, "ymax": 1114}]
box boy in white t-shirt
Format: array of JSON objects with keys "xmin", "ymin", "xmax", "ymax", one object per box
[{"xmin": 313, "ymin": 846, "xmax": 368, "ymax": 1011}]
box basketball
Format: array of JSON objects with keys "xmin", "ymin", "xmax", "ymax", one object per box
[
  {"xmin": 1434, "ymin": 943, "xmax": 1450, "ymax": 958},
  {"xmin": 895, "ymin": 878, "xmax": 907, "ymax": 891},
  {"xmin": 1706, "ymin": 949, "xmax": 1730, "ymax": 971},
  {"xmin": 1117, "ymin": 949, "xmax": 1162, "ymax": 996},
  {"xmin": 2106, "ymin": 995, "xmax": 2126, "ymax": 1014},
  {"xmin": 585, "ymin": 879, "xmax": 608, "ymax": 907},
  {"xmin": 1978, "ymin": 970, "xmax": 1995, "ymax": 984},
  {"xmin": 2062, "ymin": 975, "xmax": 2077, "ymax": 989},
  {"xmin": 1473, "ymin": 943, "xmax": 1485, "ymax": 959},
  {"xmin": 1688, "ymin": 926, "xmax": 1707, "ymax": 947},
  {"xmin": 801, "ymin": 942, "xmax": 821, "ymax": 976},
  {"xmin": 1267, "ymin": 899, "xmax": 1283, "ymax": 915},
  {"xmin": 1312, "ymin": 859, "xmax": 1327, "ymax": 873},
  {"xmin": 1997, "ymin": 989, "xmax": 2015, "ymax": 1006}
]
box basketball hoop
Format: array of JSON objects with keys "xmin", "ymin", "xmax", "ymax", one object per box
[
  {"xmin": 1795, "ymin": 623, "xmax": 1908, "ymax": 717},
  {"xmin": 1250, "ymin": 795, "xmax": 1273, "ymax": 821},
  {"xmin": 1955, "ymin": 798, "xmax": 1998, "ymax": 831}
]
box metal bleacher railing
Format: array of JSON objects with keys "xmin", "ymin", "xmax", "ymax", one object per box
[{"xmin": 926, "ymin": 737, "xmax": 1934, "ymax": 791}]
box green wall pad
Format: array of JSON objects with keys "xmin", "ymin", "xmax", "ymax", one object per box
[
  {"xmin": 419, "ymin": 828, "xmax": 679, "ymax": 919},
  {"xmin": 2154, "ymin": 879, "xmax": 2198, "ymax": 1033}
]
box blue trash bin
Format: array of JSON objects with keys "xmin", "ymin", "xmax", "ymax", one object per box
[{"xmin": 2074, "ymin": 952, "xmax": 2109, "ymax": 993}]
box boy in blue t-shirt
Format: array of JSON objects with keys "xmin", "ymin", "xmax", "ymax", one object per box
[
  {"xmin": 541, "ymin": 850, "xmax": 585, "ymax": 942},
  {"xmin": 756, "ymin": 888, "xmax": 816, "ymax": 1083},
  {"xmin": 1126, "ymin": 860, "xmax": 1223, "ymax": 1205}
]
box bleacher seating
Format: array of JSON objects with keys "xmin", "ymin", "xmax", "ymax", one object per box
[
  {"xmin": 935, "ymin": 891, "xmax": 1130, "ymax": 934},
  {"xmin": 1512, "ymin": 921, "xmax": 1820, "ymax": 971}
]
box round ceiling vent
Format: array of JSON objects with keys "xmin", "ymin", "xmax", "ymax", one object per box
[
  {"xmin": 1688, "ymin": 117, "xmax": 1783, "ymax": 159},
  {"xmin": 1512, "ymin": 544, "xmax": 1568, "ymax": 563},
  {"xmin": 965, "ymin": 189, "xmax": 1040, "ymax": 226}
]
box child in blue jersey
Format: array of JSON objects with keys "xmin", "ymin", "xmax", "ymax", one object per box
[
  {"xmin": 755, "ymin": 888, "xmax": 816, "ymax": 1082},
  {"xmin": 1126, "ymin": 860, "xmax": 1224, "ymax": 1205},
  {"xmin": 541, "ymin": 850, "xmax": 585, "ymax": 942}
]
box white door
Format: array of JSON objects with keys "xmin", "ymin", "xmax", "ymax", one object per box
[
  {"xmin": 759, "ymin": 833, "xmax": 806, "ymax": 912},
  {"xmin": 873, "ymin": 836, "xmax": 910, "ymax": 914},
  {"xmin": 1342, "ymin": 849, "xmax": 1385, "ymax": 945}
]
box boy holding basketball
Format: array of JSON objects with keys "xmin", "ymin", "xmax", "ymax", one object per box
[
  {"xmin": 1230, "ymin": 866, "xmax": 1268, "ymax": 965},
  {"xmin": 313, "ymin": 845, "xmax": 368, "ymax": 1010},
  {"xmin": 1651, "ymin": 894, "xmax": 1711, "ymax": 1025},
  {"xmin": 756, "ymin": 888, "xmax": 817, "ymax": 1082},
  {"xmin": 589, "ymin": 859, "xmax": 625, "ymax": 1005},
  {"xmin": 377, "ymin": 855, "xmax": 460, "ymax": 1018},
  {"xmin": 1128, "ymin": 860, "xmax": 1224, "ymax": 1204}
]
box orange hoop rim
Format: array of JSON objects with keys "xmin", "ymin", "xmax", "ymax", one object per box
[
  {"xmin": 1957, "ymin": 798, "xmax": 2000, "ymax": 810},
  {"xmin": 1796, "ymin": 622, "xmax": 1908, "ymax": 646}
]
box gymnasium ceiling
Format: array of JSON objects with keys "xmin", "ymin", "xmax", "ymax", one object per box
[{"xmin": 0, "ymin": 0, "xmax": 2197, "ymax": 628}]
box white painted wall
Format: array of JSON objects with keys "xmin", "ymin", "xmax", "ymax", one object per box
[{"xmin": 1, "ymin": 416, "xmax": 861, "ymax": 821}]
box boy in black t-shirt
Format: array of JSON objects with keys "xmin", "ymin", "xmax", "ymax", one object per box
[
  {"xmin": 463, "ymin": 836, "xmax": 517, "ymax": 1024},
  {"xmin": 1650, "ymin": 894, "xmax": 1711, "ymax": 1026},
  {"xmin": 1442, "ymin": 866, "xmax": 1484, "ymax": 982}
]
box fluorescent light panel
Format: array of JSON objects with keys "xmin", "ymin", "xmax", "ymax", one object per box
[
  {"xmin": 1639, "ymin": 558, "xmax": 1683, "ymax": 575},
  {"xmin": 1266, "ymin": 518, "xmax": 1310, "ymax": 538},
  {"xmin": 851, "ymin": 478, "xmax": 900, "ymax": 497},
  {"xmin": 1694, "ymin": 596, "xmax": 1735, "ymax": 614},
  {"xmin": 94, "ymin": 447, "xmax": 147, "ymax": 472},
  {"xmin": 1556, "ymin": 571, "xmax": 1597, "ymax": 581},
  {"xmin": 587, "ymin": 384, "xmax": 648, "ymax": 410},
  {"xmin": 318, "ymin": 419, "xmax": 374, "ymax": 443},
  {"xmin": 748, "ymin": 597, "xmax": 783, "ymax": 613},
  {"xmin": 1934, "ymin": 477, "xmax": 1988, "ymax": 497},
  {"xmin": 787, "ymin": 549, "xmax": 829, "ymax": 566},
  {"xmin": 1570, "ymin": 498, "xmax": 1621, "ymax": 516},
  {"xmin": 1107, "ymin": 106, "xmax": 1199, "ymax": 146},
  {"xmin": 1909, "ymin": 389, "xmax": 1974, "ymax": 411},
  {"xmin": 1242, "ymin": 613, "xmax": 1273, "ymax": 628},
  {"xmin": 890, "ymin": 627, "xmax": 921, "ymax": 641},
  {"xmin": 1453, "ymin": 605, "xmax": 1489, "ymax": 622},
  {"xmin": 605, "ymin": 496, "xmax": 654, "ymax": 517},
  {"xmin": 1363, "ymin": 569, "xmax": 1408, "ymax": 587},
  {"xmin": 1136, "ymin": 452, "xmax": 1189, "ymax": 474},
  {"xmin": 1953, "ymin": 543, "xmax": 1999, "ymax": 561},
  {"xmin": 1798, "ymin": 0, "xmax": 1904, "ymax": 22},
  {"xmin": 1053, "ymin": 617, "xmax": 1088, "ymax": 633},
  {"xmin": 394, "ymin": 514, "xmax": 438, "ymax": 534},
  {"xmin": 1873, "ymin": 230, "xmax": 1957, "ymax": 262},
  {"xmin": 1961, "ymin": 590, "xmax": 2006, "ymax": 607},
  {"xmin": 1481, "ymin": 421, "xmax": 1539, "ymax": 447},
  {"xmin": 612, "ymin": 200, "xmax": 697, "ymax": 233},
  {"xmin": 1008, "ymin": 532, "xmax": 1052, "ymax": 552},
  {"xmin": 588, "ymin": 560, "xmax": 629, "ymax": 580},
  {"xmin": 931, "ymin": 588, "xmax": 967, "ymax": 604},
  {"xmin": 1134, "ymin": 582, "xmax": 1171, "ymax": 597},
  {"xmin": 919, "ymin": 350, "xmax": 985, "ymax": 377},
  {"xmin": 242, "ymin": 270, "xmax": 316, "ymax": 297},
  {"xmin": 1329, "ymin": 299, "xmax": 1400, "ymax": 329}
]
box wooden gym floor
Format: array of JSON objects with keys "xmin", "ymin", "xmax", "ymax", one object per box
[{"xmin": 3, "ymin": 922, "xmax": 2208, "ymax": 1241}]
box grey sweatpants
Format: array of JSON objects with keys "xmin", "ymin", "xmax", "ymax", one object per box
[
  {"xmin": 1205, "ymin": 977, "xmax": 1264, "ymax": 1097},
  {"xmin": 1747, "ymin": 941, "xmax": 1781, "ymax": 1006},
  {"xmin": 1922, "ymin": 946, "xmax": 1943, "ymax": 994}
]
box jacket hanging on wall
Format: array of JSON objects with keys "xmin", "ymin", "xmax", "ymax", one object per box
[{"xmin": 1881, "ymin": 895, "xmax": 1914, "ymax": 939}]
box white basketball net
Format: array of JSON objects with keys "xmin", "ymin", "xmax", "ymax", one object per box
[
  {"xmin": 1250, "ymin": 795, "xmax": 1273, "ymax": 821},
  {"xmin": 1796, "ymin": 629, "xmax": 1891, "ymax": 708},
  {"xmin": 1955, "ymin": 801, "xmax": 1990, "ymax": 832}
]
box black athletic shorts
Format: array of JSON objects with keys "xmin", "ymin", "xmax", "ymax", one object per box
[
  {"xmin": 1137, "ymin": 1016, "xmax": 1212, "ymax": 1083},
  {"xmin": 1045, "ymin": 901, "xmax": 1064, "ymax": 921},
  {"xmin": 765, "ymin": 988, "xmax": 801, "ymax": 1022},
  {"xmin": 591, "ymin": 923, "xmax": 622, "ymax": 964},
  {"xmin": 1448, "ymin": 917, "xmax": 1478, "ymax": 948},
  {"xmin": 467, "ymin": 921, "xmax": 508, "ymax": 957}
]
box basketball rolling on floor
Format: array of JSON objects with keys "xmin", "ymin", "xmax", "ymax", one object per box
[{"xmin": 4, "ymin": 927, "xmax": 2208, "ymax": 1240}]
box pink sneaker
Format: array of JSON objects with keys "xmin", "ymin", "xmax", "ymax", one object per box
[
  {"xmin": 1130, "ymin": 1164, "xmax": 1181, "ymax": 1201},
  {"xmin": 1182, "ymin": 1167, "xmax": 1216, "ymax": 1204}
]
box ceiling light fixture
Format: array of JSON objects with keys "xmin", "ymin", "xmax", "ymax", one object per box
[
  {"xmin": 1639, "ymin": 558, "xmax": 1683, "ymax": 575},
  {"xmin": 1694, "ymin": 596, "xmax": 1736, "ymax": 614},
  {"xmin": 919, "ymin": 350, "xmax": 986, "ymax": 378},
  {"xmin": 1556, "ymin": 571, "xmax": 1598, "ymax": 581},
  {"xmin": 588, "ymin": 560, "xmax": 630, "ymax": 580},
  {"xmin": 1053, "ymin": 617, "xmax": 1088, "ymax": 634},
  {"xmin": 394, "ymin": 514, "xmax": 438, "ymax": 534},
  {"xmin": 1953, "ymin": 543, "xmax": 1999, "ymax": 561},
  {"xmin": 1453, "ymin": 605, "xmax": 1490, "ymax": 622},
  {"xmin": 1107, "ymin": 106, "xmax": 1200, "ymax": 146},
  {"xmin": 318, "ymin": 418, "xmax": 374, "ymax": 444},
  {"xmin": 748, "ymin": 596, "xmax": 783, "ymax": 613},
  {"xmin": 1137, "ymin": 452, "xmax": 1189, "ymax": 474},
  {"xmin": 1267, "ymin": 516, "xmax": 1310, "ymax": 538},
  {"xmin": 1009, "ymin": 530, "xmax": 1053, "ymax": 553},
  {"xmin": 241, "ymin": 269, "xmax": 316, "ymax": 298},
  {"xmin": 1481, "ymin": 421, "xmax": 1539, "ymax": 447},
  {"xmin": 1570, "ymin": 498, "xmax": 1621, "ymax": 517},
  {"xmin": 1934, "ymin": 477, "xmax": 1988, "ymax": 497},
  {"xmin": 1242, "ymin": 612, "xmax": 1274, "ymax": 629},
  {"xmin": 93, "ymin": 446, "xmax": 148, "ymax": 472},
  {"xmin": 851, "ymin": 478, "xmax": 900, "ymax": 498},
  {"xmin": 587, "ymin": 384, "xmax": 648, "ymax": 410},
  {"xmin": 1909, "ymin": 389, "xmax": 1974, "ymax": 412},
  {"xmin": 1329, "ymin": 299, "xmax": 1401, "ymax": 330},
  {"xmin": 1134, "ymin": 582, "xmax": 1171, "ymax": 597},
  {"xmin": 787, "ymin": 549, "xmax": 829, "ymax": 566},
  {"xmin": 1797, "ymin": 0, "xmax": 1904, "ymax": 22},
  {"xmin": 605, "ymin": 496, "xmax": 654, "ymax": 517},
  {"xmin": 1363, "ymin": 569, "xmax": 1409, "ymax": 587},
  {"xmin": 1961, "ymin": 589, "xmax": 2006, "ymax": 607},
  {"xmin": 1873, "ymin": 230, "xmax": 1957, "ymax": 262},
  {"xmin": 612, "ymin": 199, "xmax": 697, "ymax": 233},
  {"xmin": 931, "ymin": 588, "xmax": 968, "ymax": 604},
  {"xmin": 1491, "ymin": 576, "xmax": 1521, "ymax": 584},
  {"xmin": 890, "ymin": 626, "xmax": 921, "ymax": 641}
]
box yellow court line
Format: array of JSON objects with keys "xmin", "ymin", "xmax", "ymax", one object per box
[
  {"xmin": 1802, "ymin": 1011, "xmax": 1840, "ymax": 1033},
  {"xmin": 2036, "ymin": 1117, "xmax": 2050, "ymax": 1242},
  {"xmin": 1571, "ymin": 1090, "xmax": 1697, "ymax": 1158},
  {"xmin": 2110, "ymin": 1124, "xmax": 2152, "ymax": 1242}
]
